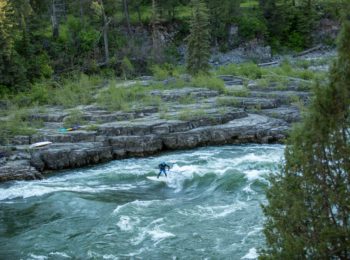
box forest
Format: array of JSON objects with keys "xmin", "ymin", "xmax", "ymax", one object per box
[{"xmin": 0, "ymin": 0, "xmax": 345, "ymax": 94}]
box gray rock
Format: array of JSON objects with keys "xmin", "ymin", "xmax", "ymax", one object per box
[
  {"xmin": 0, "ymin": 160, "xmax": 43, "ymax": 182},
  {"xmin": 30, "ymin": 142, "xmax": 113, "ymax": 171}
]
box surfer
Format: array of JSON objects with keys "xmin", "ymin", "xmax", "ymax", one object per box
[{"xmin": 158, "ymin": 162, "xmax": 170, "ymax": 178}]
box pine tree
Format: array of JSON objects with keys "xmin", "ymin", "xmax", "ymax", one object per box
[
  {"xmin": 186, "ymin": 0, "xmax": 210, "ymax": 75},
  {"xmin": 151, "ymin": 0, "xmax": 163, "ymax": 63},
  {"xmin": 0, "ymin": 0, "xmax": 28, "ymax": 93},
  {"xmin": 261, "ymin": 16, "xmax": 350, "ymax": 259}
]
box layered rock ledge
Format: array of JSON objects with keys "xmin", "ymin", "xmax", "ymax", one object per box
[{"xmin": 0, "ymin": 77, "xmax": 310, "ymax": 183}]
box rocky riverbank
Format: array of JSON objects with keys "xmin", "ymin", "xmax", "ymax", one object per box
[
  {"xmin": 0, "ymin": 82, "xmax": 295, "ymax": 182},
  {"xmin": 0, "ymin": 50, "xmax": 334, "ymax": 183}
]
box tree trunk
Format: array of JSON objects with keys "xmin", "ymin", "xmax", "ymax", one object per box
[
  {"xmin": 99, "ymin": 0, "xmax": 109, "ymax": 64},
  {"xmin": 136, "ymin": 5, "xmax": 142, "ymax": 24},
  {"xmin": 51, "ymin": 0, "xmax": 59, "ymax": 38},
  {"xmin": 123, "ymin": 0, "xmax": 132, "ymax": 35},
  {"xmin": 79, "ymin": 0, "xmax": 84, "ymax": 22},
  {"xmin": 103, "ymin": 15, "xmax": 109, "ymax": 64}
]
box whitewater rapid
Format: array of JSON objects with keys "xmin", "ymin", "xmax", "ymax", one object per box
[{"xmin": 0, "ymin": 144, "xmax": 284, "ymax": 259}]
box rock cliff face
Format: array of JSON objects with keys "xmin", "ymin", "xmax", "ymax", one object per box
[{"xmin": 28, "ymin": 114, "xmax": 287, "ymax": 173}]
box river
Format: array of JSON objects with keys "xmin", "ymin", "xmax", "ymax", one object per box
[{"xmin": 0, "ymin": 144, "xmax": 284, "ymax": 259}]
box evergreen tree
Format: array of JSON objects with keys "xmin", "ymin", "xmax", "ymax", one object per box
[
  {"xmin": 261, "ymin": 16, "xmax": 350, "ymax": 259},
  {"xmin": 206, "ymin": 0, "xmax": 240, "ymax": 47},
  {"xmin": 0, "ymin": 0, "xmax": 28, "ymax": 93},
  {"xmin": 151, "ymin": 0, "xmax": 164, "ymax": 63},
  {"xmin": 186, "ymin": 0, "xmax": 210, "ymax": 75}
]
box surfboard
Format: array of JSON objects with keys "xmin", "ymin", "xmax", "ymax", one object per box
[
  {"xmin": 29, "ymin": 141, "xmax": 52, "ymax": 149},
  {"xmin": 147, "ymin": 176, "xmax": 168, "ymax": 182}
]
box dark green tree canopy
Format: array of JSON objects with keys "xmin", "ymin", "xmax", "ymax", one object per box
[
  {"xmin": 186, "ymin": 0, "xmax": 210, "ymax": 75},
  {"xmin": 261, "ymin": 16, "xmax": 350, "ymax": 259}
]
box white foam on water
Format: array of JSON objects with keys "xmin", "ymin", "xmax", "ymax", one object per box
[
  {"xmin": 0, "ymin": 183, "xmax": 136, "ymax": 201},
  {"xmin": 27, "ymin": 254, "xmax": 48, "ymax": 260},
  {"xmin": 113, "ymin": 200, "xmax": 154, "ymax": 215},
  {"xmin": 243, "ymin": 184, "xmax": 256, "ymax": 194},
  {"xmin": 179, "ymin": 201, "xmax": 247, "ymax": 219},
  {"xmin": 147, "ymin": 228, "xmax": 175, "ymax": 245},
  {"xmin": 132, "ymin": 226, "xmax": 175, "ymax": 246},
  {"xmin": 244, "ymin": 169, "xmax": 267, "ymax": 181},
  {"xmin": 117, "ymin": 215, "xmax": 140, "ymax": 231},
  {"xmin": 162, "ymin": 172, "xmax": 192, "ymax": 192},
  {"xmin": 171, "ymin": 164, "xmax": 200, "ymax": 175},
  {"xmin": 48, "ymin": 252, "xmax": 71, "ymax": 258},
  {"xmin": 241, "ymin": 248, "xmax": 258, "ymax": 259},
  {"xmin": 102, "ymin": 254, "xmax": 118, "ymax": 260},
  {"xmin": 131, "ymin": 218, "xmax": 175, "ymax": 246}
]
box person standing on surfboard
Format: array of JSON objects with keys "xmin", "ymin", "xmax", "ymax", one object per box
[{"xmin": 158, "ymin": 162, "xmax": 170, "ymax": 178}]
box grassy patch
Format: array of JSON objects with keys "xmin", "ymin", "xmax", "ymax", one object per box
[
  {"xmin": 151, "ymin": 64, "xmax": 186, "ymax": 81},
  {"xmin": 217, "ymin": 63, "xmax": 263, "ymax": 80},
  {"xmin": 216, "ymin": 60, "xmax": 326, "ymax": 86},
  {"xmin": 191, "ymin": 75, "xmax": 226, "ymax": 93},
  {"xmin": 216, "ymin": 98, "xmax": 240, "ymax": 107},
  {"xmin": 178, "ymin": 108, "xmax": 206, "ymax": 121},
  {"xmin": 97, "ymin": 83, "xmax": 137, "ymax": 111},
  {"xmin": 179, "ymin": 94, "xmax": 195, "ymax": 104},
  {"xmin": 0, "ymin": 108, "xmax": 40, "ymax": 144},
  {"xmin": 97, "ymin": 81, "xmax": 163, "ymax": 111},
  {"xmin": 63, "ymin": 109, "xmax": 86, "ymax": 128},
  {"xmin": 50, "ymin": 74, "xmax": 101, "ymax": 108},
  {"xmin": 85, "ymin": 124, "xmax": 100, "ymax": 131},
  {"xmin": 229, "ymin": 88, "xmax": 251, "ymax": 97}
]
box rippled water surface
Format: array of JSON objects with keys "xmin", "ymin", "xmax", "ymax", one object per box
[{"xmin": 0, "ymin": 144, "xmax": 284, "ymax": 259}]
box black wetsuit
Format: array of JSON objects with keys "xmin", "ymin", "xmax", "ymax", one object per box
[{"xmin": 158, "ymin": 163, "xmax": 170, "ymax": 178}]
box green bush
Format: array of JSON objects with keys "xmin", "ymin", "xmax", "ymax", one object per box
[
  {"xmin": 121, "ymin": 57, "xmax": 134, "ymax": 80},
  {"xmin": 97, "ymin": 82, "xmax": 146, "ymax": 111},
  {"xmin": 238, "ymin": 14, "xmax": 267, "ymax": 41},
  {"xmin": 63, "ymin": 109, "xmax": 86, "ymax": 128},
  {"xmin": 151, "ymin": 64, "xmax": 171, "ymax": 80},
  {"xmin": 179, "ymin": 94, "xmax": 195, "ymax": 104},
  {"xmin": 51, "ymin": 74, "xmax": 98, "ymax": 108},
  {"xmin": 28, "ymin": 82, "xmax": 50, "ymax": 105},
  {"xmin": 191, "ymin": 75, "xmax": 226, "ymax": 93},
  {"xmin": 216, "ymin": 97, "xmax": 239, "ymax": 107},
  {"xmin": 217, "ymin": 63, "xmax": 262, "ymax": 79},
  {"xmin": 178, "ymin": 108, "xmax": 206, "ymax": 121},
  {"xmin": 0, "ymin": 108, "xmax": 39, "ymax": 144},
  {"xmin": 231, "ymin": 88, "xmax": 251, "ymax": 97}
]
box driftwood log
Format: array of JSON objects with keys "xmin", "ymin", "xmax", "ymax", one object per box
[{"xmin": 293, "ymin": 44, "xmax": 323, "ymax": 57}]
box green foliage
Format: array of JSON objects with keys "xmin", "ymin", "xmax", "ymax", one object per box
[
  {"xmin": 0, "ymin": 0, "xmax": 344, "ymax": 96},
  {"xmin": 230, "ymin": 88, "xmax": 251, "ymax": 97},
  {"xmin": 97, "ymin": 84, "xmax": 133, "ymax": 111},
  {"xmin": 261, "ymin": 19, "xmax": 350, "ymax": 259},
  {"xmin": 206, "ymin": 0, "xmax": 240, "ymax": 45},
  {"xmin": 97, "ymin": 81, "xmax": 150, "ymax": 111},
  {"xmin": 63, "ymin": 109, "xmax": 86, "ymax": 128},
  {"xmin": 151, "ymin": 64, "xmax": 171, "ymax": 80},
  {"xmin": 238, "ymin": 14, "xmax": 267, "ymax": 41},
  {"xmin": 260, "ymin": 0, "xmax": 318, "ymax": 51},
  {"xmin": 179, "ymin": 94, "xmax": 195, "ymax": 104},
  {"xmin": 178, "ymin": 108, "xmax": 206, "ymax": 121},
  {"xmin": 216, "ymin": 97, "xmax": 239, "ymax": 107},
  {"xmin": 121, "ymin": 57, "xmax": 134, "ymax": 80},
  {"xmin": 191, "ymin": 75, "xmax": 226, "ymax": 93},
  {"xmin": 151, "ymin": 63, "xmax": 186, "ymax": 80},
  {"xmin": 50, "ymin": 74, "xmax": 98, "ymax": 108},
  {"xmin": 217, "ymin": 63, "xmax": 263, "ymax": 79},
  {"xmin": 0, "ymin": 107, "xmax": 39, "ymax": 144},
  {"xmin": 85, "ymin": 124, "xmax": 100, "ymax": 131},
  {"xmin": 186, "ymin": 0, "xmax": 210, "ymax": 75}
]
